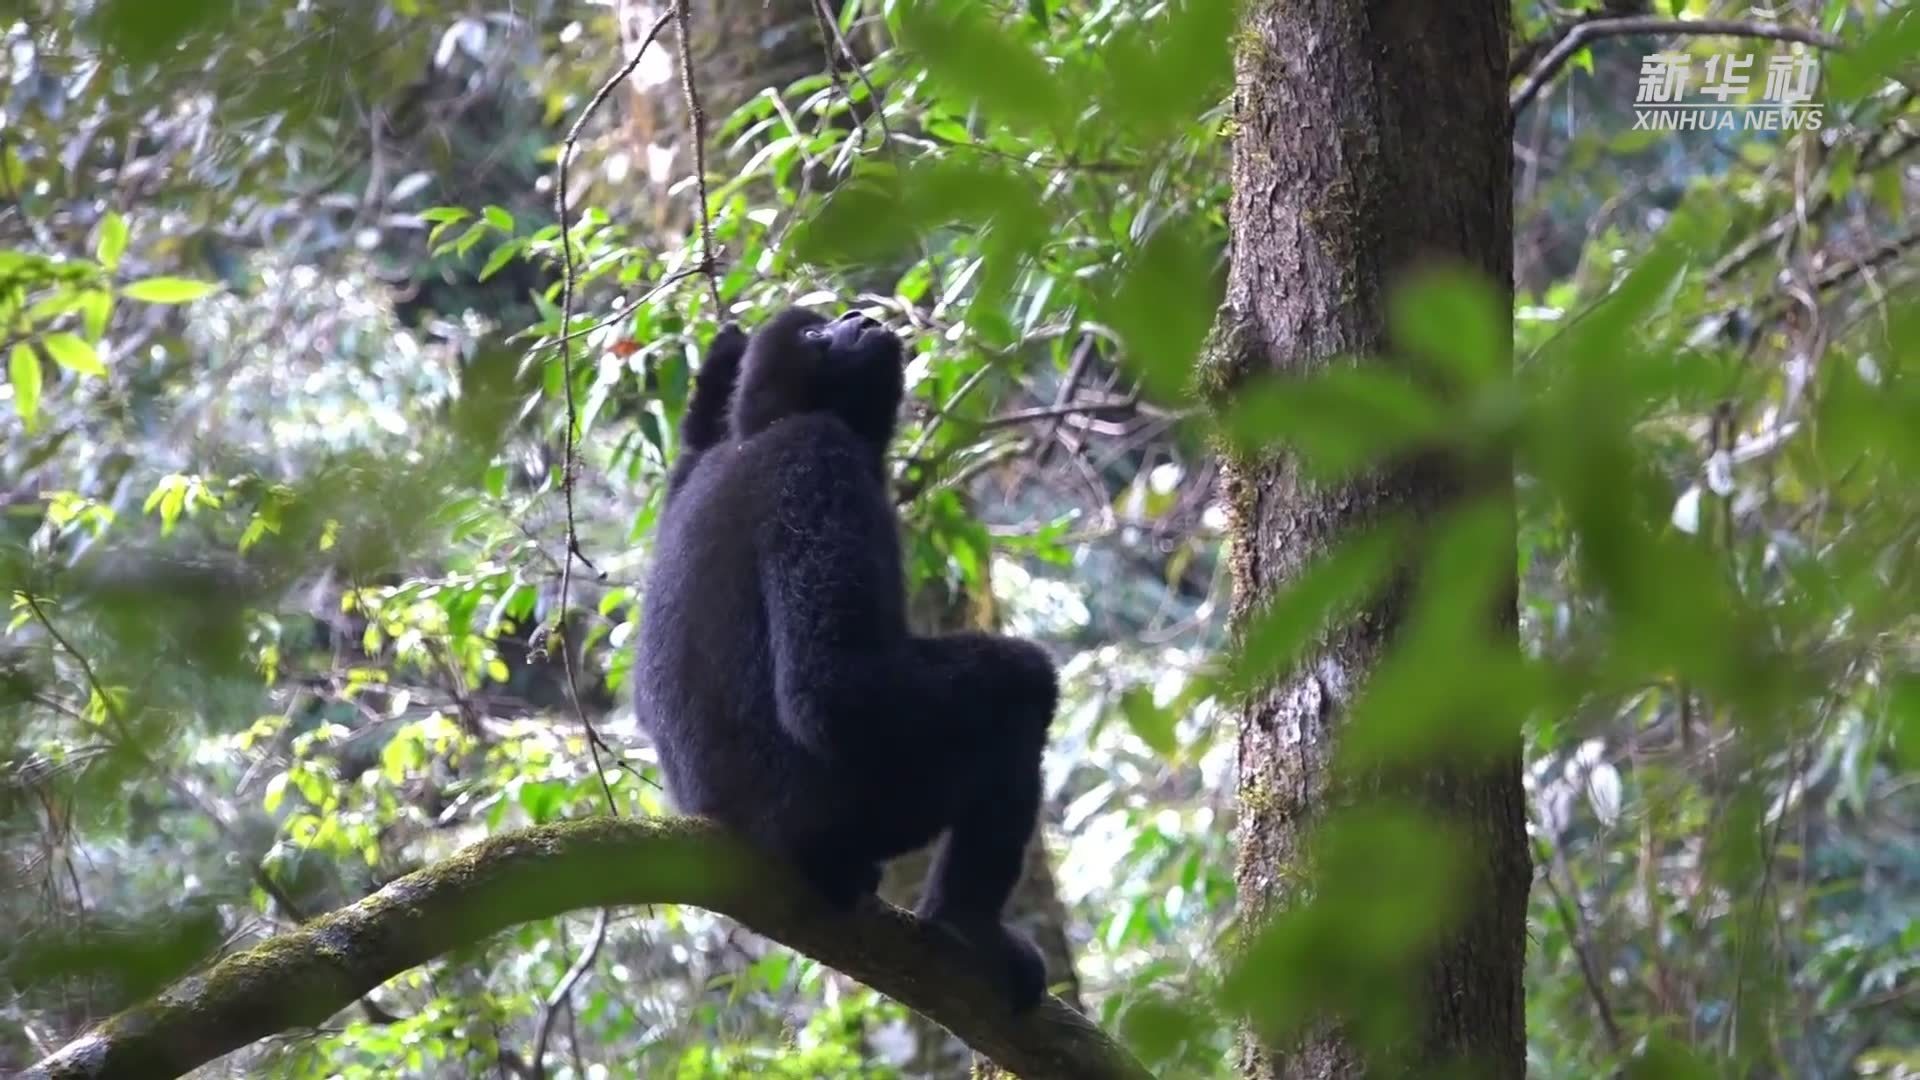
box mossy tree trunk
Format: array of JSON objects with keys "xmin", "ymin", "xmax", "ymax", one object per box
[{"xmin": 1214, "ymin": 2, "xmax": 1529, "ymax": 1078}]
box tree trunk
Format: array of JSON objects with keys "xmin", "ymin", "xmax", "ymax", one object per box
[{"xmin": 1214, "ymin": 3, "xmax": 1529, "ymax": 1078}]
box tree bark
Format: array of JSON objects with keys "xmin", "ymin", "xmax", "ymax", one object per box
[
  {"xmin": 24, "ymin": 819, "xmax": 1148, "ymax": 1080},
  {"xmin": 1214, "ymin": 3, "xmax": 1529, "ymax": 1078}
]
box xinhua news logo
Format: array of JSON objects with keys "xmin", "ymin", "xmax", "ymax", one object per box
[{"xmin": 1634, "ymin": 51, "xmax": 1823, "ymax": 131}]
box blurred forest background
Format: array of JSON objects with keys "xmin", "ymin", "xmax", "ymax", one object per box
[{"xmin": 1, "ymin": 0, "xmax": 1916, "ymax": 1077}]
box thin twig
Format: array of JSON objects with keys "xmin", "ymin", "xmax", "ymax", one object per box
[
  {"xmin": 527, "ymin": 908, "xmax": 610, "ymax": 1080},
  {"xmin": 1733, "ymin": 226, "xmax": 1920, "ymax": 327},
  {"xmin": 930, "ymin": 440, "xmax": 1028, "ymax": 499},
  {"xmin": 1710, "ymin": 128, "xmax": 1920, "ymax": 284},
  {"xmin": 905, "ymin": 363, "xmax": 994, "ymax": 462},
  {"xmin": 674, "ymin": 0, "xmax": 725, "ymax": 315},
  {"xmin": 812, "ymin": 0, "xmax": 893, "ymax": 150},
  {"xmin": 1533, "ymin": 835, "xmax": 1625, "ymax": 1053},
  {"xmin": 1511, "ymin": 17, "xmax": 1844, "ymax": 116},
  {"xmin": 1508, "ymin": 10, "xmax": 1610, "ymax": 80},
  {"xmin": 1818, "ymin": 982, "xmax": 1919, "ymax": 1018},
  {"xmin": 552, "ymin": 8, "xmax": 675, "ymax": 816},
  {"xmin": 554, "ymin": 6, "xmax": 673, "ymax": 544},
  {"xmin": 979, "ymin": 393, "xmax": 1141, "ymax": 432},
  {"xmin": 547, "ymin": 264, "xmax": 714, "ymax": 350},
  {"xmin": 20, "ymin": 594, "xmax": 117, "ymax": 727},
  {"xmin": 1034, "ymin": 334, "xmax": 1097, "ymax": 467}
]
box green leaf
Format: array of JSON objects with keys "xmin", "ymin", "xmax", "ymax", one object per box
[
  {"xmin": 25, "ymin": 290, "xmax": 87, "ymax": 325},
  {"xmin": 1119, "ymin": 687, "xmax": 1177, "ymax": 756},
  {"xmin": 1224, "ymin": 524, "xmax": 1402, "ymax": 694},
  {"xmin": 123, "ymin": 277, "xmax": 219, "ymax": 304},
  {"xmin": 1222, "ymin": 808, "xmax": 1467, "ymax": 1048},
  {"xmin": 1890, "ymin": 674, "xmax": 1920, "ymax": 771},
  {"xmin": 1870, "ymin": 164, "xmax": 1904, "ymax": 222},
  {"xmin": 1389, "ymin": 265, "xmax": 1506, "ymax": 386},
  {"xmin": 89, "ymin": 0, "xmax": 226, "ymax": 62},
  {"xmin": 516, "ymin": 780, "xmax": 566, "ymax": 823},
  {"xmin": 478, "ymin": 239, "xmax": 523, "ymax": 283},
  {"xmin": 9, "ymin": 344, "xmax": 43, "ymax": 432},
  {"xmin": 96, "ymin": 212, "xmax": 129, "ymax": 271},
  {"xmin": 794, "ymin": 160, "xmax": 1043, "ymax": 267},
  {"xmin": 40, "ymin": 333, "xmax": 105, "ymax": 377},
  {"xmin": 79, "ymin": 291, "xmax": 113, "ymax": 341},
  {"xmin": 263, "ymin": 772, "xmax": 290, "ymax": 813},
  {"xmin": 1623, "ymin": 1036, "xmax": 1716, "ymax": 1080},
  {"xmin": 1098, "ymin": 0, "xmax": 1236, "ymax": 138},
  {"xmin": 1828, "ymin": 8, "xmax": 1920, "ymax": 102},
  {"xmin": 419, "ymin": 206, "xmax": 470, "ymax": 224},
  {"xmin": 898, "ymin": 1, "xmax": 1066, "ymax": 133},
  {"xmin": 1102, "ymin": 219, "xmax": 1222, "ymax": 402},
  {"xmin": 1118, "ymin": 993, "xmax": 1215, "ymax": 1066},
  {"xmin": 483, "ymin": 205, "xmax": 515, "ymax": 232},
  {"xmin": 450, "ymin": 220, "xmax": 490, "ymax": 259},
  {"xmin": 1221, "ymin": 367, "xmax": 1449, "ymax": 475}
]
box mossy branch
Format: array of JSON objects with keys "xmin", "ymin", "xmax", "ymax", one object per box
[{"xmin": 25, "ymin": 817, "xmax": 1151, "ymax": 1080}]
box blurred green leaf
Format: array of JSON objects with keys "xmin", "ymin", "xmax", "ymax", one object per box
[
  {"xmin": 88, "ymin": 0, "xmax": 231, "ymax": 62},
  {"xmin": 1222, "ymin": 366, "xmax": 1449, "ymax": 474},
  {"xmin": 78, "ymin": 290, "xmax": 113, "ymax": 340},
  {"xmin": 1339, "ymin": 502, "xmax": 1547, "ymax": 768},
  {"xmin": 1223, "ymin": 808, "xmax": 1467, "ymax": 1055},
  {"xmin": 1828, "ymin": 8, "xmax": 1920, "ymax": 102},
  {"xmin": 1120, "ymin": 687, "xmax": 1177, "ymax": 756},
  {"xmin": 1890, "ymin": 674, "xmax": 1920, "ymax": 771},
  {"xmin": 1098, "ymin": 0, "xmax": 1237, "ymax": 139},
  {"xmin": 479, "ymin": 239, "xmax": 525, "ymax": 283},
  {"xmin": 898, "ymin": 1, "xmax": 1067, "ymax": 132},
  {"xmin": 123, "ymin": 277, "xmax": 220, "ymax": 304},
  {"xmin": 1623, "ymin": 1037, "xmax": 1716, "ymax": 1080},
  {"xmin": 1102, "ymin": 219, "xmax": 1222, "ymax": 402},
  {"xmin": 1, "ymin": 907, "xmax": 223, "ymax": 1001},
  {"xmin": 1117, "ymin": 991, "xmax": 1215, "ymax": 1066},
  {"xmin": 793, "ymin": 159, "xmax": 1045, "ymax": 271},
  {"xmin": 95, "ymin": 211, "xmax": 129, "ymax": 271},
  {"xmin": 1389, "ymin": 264, "xmax": 1506, "ymax": 387},
  {"xmin": 9, "ymin": 342, "xmax": 42, "ymax": 431},
  {"xmin": 41, "ymin": 332, "xmax": 106, "ymax": 378},
  {"xmin": 1224, "ymin": 523, "xmax": 1402, "ymax": 695},
  {"xmin": 792, "ymin": 171, "xmax": 913, "ymax": 266}
]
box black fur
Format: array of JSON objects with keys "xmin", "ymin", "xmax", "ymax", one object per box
[
  {"xmin": 637, "ymin": 309, "xmax": 1056, "ymax": 1011},
  {"xmin": 665, "ymin": 322, "xmax": 746, "ymax": 500}
]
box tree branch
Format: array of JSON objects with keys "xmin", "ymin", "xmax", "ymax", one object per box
[
  {"xmin": 26, "ymin": 818, "xmax": 1150, "ymax": 1080},
  {"xmin": 1510, "ymin": 17, "xmax": 1843, "ymax": 116},
  {"xmin": 1708, "ymin": 126, "xmax": 1920, "ymax": 284}
]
